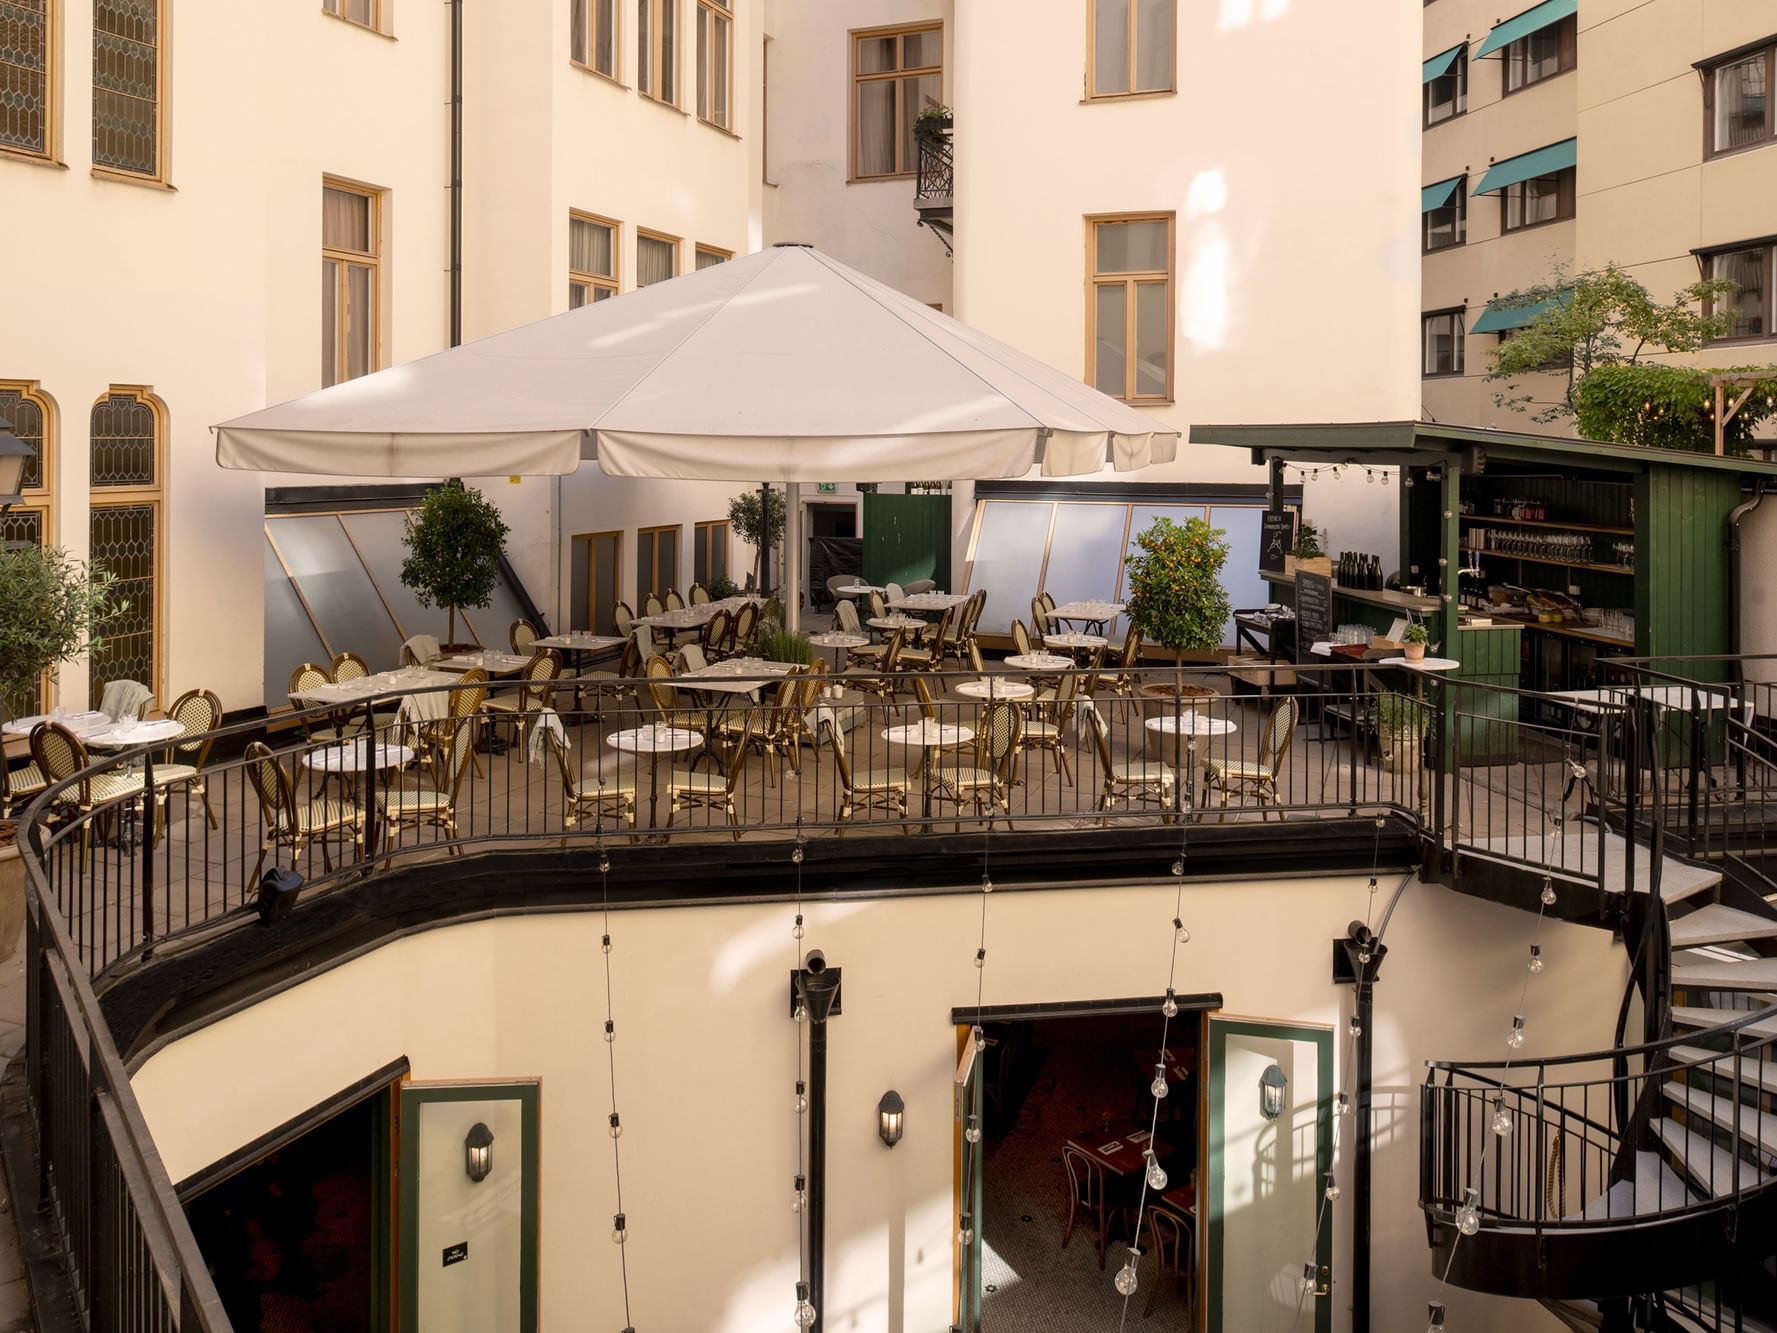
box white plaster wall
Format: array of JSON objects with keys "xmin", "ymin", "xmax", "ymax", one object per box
[{"xmin": 135, "ymin": 873, "xmax": 1613, "ymax": 1332}]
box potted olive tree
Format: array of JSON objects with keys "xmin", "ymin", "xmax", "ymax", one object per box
[
  {"xmin": 728, "ymin": 487, "xmax": 786, "ymax": 595},
  {"xmin": 1374, "ymin": 692, "xmax": 1428, "ymax": 774},
  {"xmin": 1123, "ymin": 516, "xmax": 1233, "ymax": 710},
  {"xmin": 0, "ymin": 544, "xmax": 120, "ymax": 959},
  {"xmin": 400, "ymin": 482, "xmax": 511, "ymax": 650},
  {"xmin": 1286, "ymin": 520, "xmax": 1330, "ymax": 577}
]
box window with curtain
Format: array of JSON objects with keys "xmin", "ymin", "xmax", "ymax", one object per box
[
  {"xmin": 322, "ymin": 181, "xmax": 381, "ymax": 387},
  {"xmin": 1087, "ymin": 214, "xmax": 1173, "ymax": 402},
  {"xmin": 1424, "ymin": 49, "xmax": 1466, "ymax": 126},
  {"xmin": 1706, "ymin": 44, "xmax": 1775, "ymax": 156},
  {"xmin": 1503, "ymin": 16, "xmax": 1574, "ymax": 93},
  {"xmin": 1704, "ymin": 243, "xmax": 1772, "ymax": 341},
  {"xmin": 322, "ymin": 0, "xmax": 376, "ymax": 29},
  {"xmin": 637, "ymin": 230, "xmax": 678, "ymax": 286},
  {"xmin": 696, "ymin": 0, "xmax": 732, "ymax": 129},
  {"xmin": 571, "ymin": 0, "xmax": 618, "ymax": 78},
  {"xmin": 1089, "ymin": 0, "xmax": 1174, "ymax": 98},
  {"xmin": 569, "ymin": 213, "xmax": 619, "ymax": 307},
  {"xmin": 1421, "ymin": 311, "xmax": 1465, "ymax": 376},
  {"xmin": 1501, "ymin": 168, "xmax": 1573, "ymax": 232},
  {"xmin": 694, "ymin": 520, "xmax": 730, "ymax": 585},
  {"xmin": 0, "ymin": 0, "xmax": 52, "ymax": 157},
  {"xmin": 637, "ymin": 0, "xmax": 676, "ymax": 103},
  {"xmin": 695, "ymin": 244, "xmax": 731, "ymax": 270},
  {"xmin": 1423, "ymin": 180, "xmax": 1466, "ymax": 252},
  {"xmin": 851, "ymin": 22, "xmax": 940, "ymax": 179},
  {"xmin": 88, "ymin": 388, "xmax": 162, "ymax": 706},
  {"xmin": 637, "ymin": 526, "xmax": 680, "ymax": 600},
  {"xmin": 93, "ymin": 0, "xmax": 163, "ymax": 177}
]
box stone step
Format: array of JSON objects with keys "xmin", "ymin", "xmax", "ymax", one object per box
[
  {"xmin": 1668, "ymin": 1046, "xmax": 1777, "ymax": 1095},
  {"xmin": 1662, "ymin": 1082, "xmax": 1777, "ymax": 1156},
  {"xmin": 1670, "ymin": 902, "xmax": 1777, "ymax": 948},
  {"xmin": 1652, "ymin": 1117, "xmax": 1773, "ymax": 1199},
  {"xmin": 1672, "ymin": 955, "xmax": 1777, "ymax": 992},
  {"xmin": 1574, "ymin": 1150, "xmax": 1695, "ymax": 1219},
  {"xmin": 1671, "ymin": 1005, "xmax": 1777, "ymax": 1039}
]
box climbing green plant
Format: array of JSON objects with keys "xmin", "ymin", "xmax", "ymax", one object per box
[
  {"xmin": 1123, "ymin": 516, "xmax": 1232, "ymax": 659},
  {"xmin": 400, "ymin": 481, "xmax": 510, "ymax": 647},
  {"xmin": 1574, "ymin": 363, "xmax": 1777, "ymax": 454}
]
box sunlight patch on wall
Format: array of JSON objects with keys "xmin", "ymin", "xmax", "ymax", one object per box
[{"xmin": 1217, "ymin": 0, "xmax": 1290, "ymax": 31}]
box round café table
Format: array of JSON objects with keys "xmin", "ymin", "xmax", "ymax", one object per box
[
  {"xmin": 954, "ymin": 678, "xmax": 1036, "ymax": 702},
  {"xmin": 1145, "ymin": 714, "xmax": 1238, "ymax": 816},
  {"xmin": 1005, "ymin": 652, "xmax": 1073, "ymax": 674},
  {"xmin": 807, "ymin": 631, "xmax": 869, "ymax": 672},
  {"xmin": 882, "ymin": 719, "xmax": 975, "ymax": 822},
  {"xmin": 607, "ymin": 725, "xmax": 704, "ymax": 831},
  {"xmin": 1044, "ymin": 632, "xmax": 1107, "ymax": 664}
]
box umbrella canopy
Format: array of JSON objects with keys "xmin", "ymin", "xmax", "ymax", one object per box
[{"xmin": 215, "ymin": 243, "xmax": 1177, "ymax": 481}]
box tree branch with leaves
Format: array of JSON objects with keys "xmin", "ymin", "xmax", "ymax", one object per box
[
  {"xmin": 0, "ymin": 545, "xmax": 122, "ymax": 721},
  {"xmin": 399, "ymin": 482, "xmax": 511, "ymax": 647}
]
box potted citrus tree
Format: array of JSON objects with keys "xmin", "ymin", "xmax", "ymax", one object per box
[
  {"xmin": 0, "ymin": 544, "xmax": 120, "ymax": 960},
  {"xmin": 400, "ymin": 482, "xmax": 511, "ymax": 650},
  {"xmin": 1123, "ymin": 516, "xmax": 1232, "ymax": 709}
]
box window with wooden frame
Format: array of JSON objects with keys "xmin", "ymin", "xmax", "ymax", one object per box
[
  {"xmin": 1088, "ymin": 0, "xmax": 1174, "ymax": 99},
  {"xmin": 92, "ymin": 0, "xmax": 166, "ymax": 180},
  {"xmin": 636, "ymin": 0, "xmax": 677, "ymax": 104},
  {"xmin": 1703, "ymin": 42, "xmax": 1775, "ymax": 158},
  {"xmin": 695, "ymin": 0, "xmax": 732, "ymax": 130},
  {"xmin": 1, "ymin": 0, "xmax": 56, "ymax": 160},
  {"xmin": 850, "ymin": 22, "xmax": 941, "ymax": 180},
  {"xmin": 637, "ymin": 228, "xmax": 679, "ymax": 285},
  {"xmin": 693, "ymin": 519, "xmax": 730, "ymax": 586},
  {"xmin": 1421, "ymin": 310, "xmax": 1466, "ymax": 377},
  {"xmin": 88, "ymin": 387, "xmax": 163, "ymax": 707},
  {"xmin": 637, "ymin": 524, "xmax": 680, "ymax": 601},
  {"xmin": 322, "ymin": 0, "xmax": 380, "ymax": 33},
  {"xmin": 570, "ymin": 212, "xmax": 620, "ymax": 308},
  {"xmin": 569, "ymin": 530, "xmax": 622, "ymax": 635},
  {"xmin": 694, "ymin": 243, "xmax": 731, "ymax": 270},
  {"xmin": 1424, "ymin": 48, "xmax": 1466, "ymax": 127},
  {"xmin": 1701, "ymin": 240, "xmax": 1774, "ymax": 342},
  {"xmin": 0, "ymin": 381, "xmax": 55, "ymax": 714},
  {"xmin": 322, "ymin": 180, "xmax": 382, "ymax": 387},
  {"xmin": 1423, "ymin": 178, "xmax": 1467, "ymax": 252},
  {"xmin": 571, "ymin": 0, "xmax": 619, "ymax": 80},
  {"xmin": 1502, "ymin": 15, "xmax": 1575, "ymax": 94},
  {"xmin": 1087, "ymin": 213, "xmax": 1173, "ymax": 403},
  {"xmin": 1500, "ymin": 167, "xmax": 1574, "ymax": 232}
]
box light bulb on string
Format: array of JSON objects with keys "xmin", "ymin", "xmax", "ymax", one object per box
[
  {"xmin": 1114, "ymin": 1252, "xmax": 1140, "ymax": 1297},
  {"xmin": 956, "ymin": 1217, "xmax": 975, "ymax": 1246},
  {"xmin": 791, "ymin": 1174, "xmax": 807, "ymax": 1213},
  {"xmin": 1491, "ymin": 1096, "xmax": 1512, "ymax": 1138},
  {"xmin": 981, "ymin": 873, "xmax": 993, "ymax": 893},
  {"xmin": 793, "ymin": 1281, "xmax": 817, "ymax": 1329},
  {"xmin": 1335, "ymin": 1091, "xmax": 1351, "ymax": 1116},
  {"xmin": 603, "ymin": 1019, "xmax": 616, "ymax": 1044},
  {"xmin": 1528, "ymin": 944, "xmax": 1544, "ymax": 973},
  {"xmin": 608, "ymin": 1112, "xmax": 623, "ymax": 1139},
  {"xmin": 1348, "ymin": 1017, "xmax": 1362, "ymax": 1038},
  {"xmin": 1324, "ymin": 1172, "xmax": 1341, "ymax": 1201},
  {"xmin": 1171, "ymin": 858, "xmax": 1185, "ymax": 877},
  {"xmin": 1301, "ymin": 1262, "xmax": 1317, "ymax": 1296},
  {"xmin": 1427, "ymin": 1299, "xmax": 1448, "ymax": 1330},
  {"xmin": 1151, "ymin": 1064, "xmax": 1170, "ymax": 1099},
  {"xmin": 973, "ymin": 1026, "xmax": 987, "ymax": 1053},
  {"xmin": 792, "ymin": 914, "xmax": 804, "ymax": 941},
  {"xmin": 598, "ymin": 854, "xmax": 611, "ymax": 875},
  {"xmin": 1506, "ymin": 1014, "xmax": 1526, "ymax": 1049},
  {"xmin": 965, "ymin": 1115, "xmax": 982, "ymax": 1144},
  {"xmin": 1162, "ymin": 988, "xmax": 1179, "ymax": 1019},
  {"xmin": 794, "ymin": 1080, "xmax": 808, "ymax": 1115},
  {"xmin": 1541, "ymin": 877, "xmax": 1557, "ymax": 907},
  {"xmin": 791, "ymin": 844, "xmax": 803, "ymax": 865},
  {"xmin": 611, "ymin": 1212, "xmax": 627, "ymax": 1245},
  {"xmin": 974, "ymin": 946, "xmax": 986, "ymax": 970},
  {"xmin": 601, "ymin": 933, "xmax": 612, "ymax": 955},
  {"xmin": 1174, "ymin": 917, "xmax": 1190, "ymax": 944},
  {"xmin": 794, "ymin": 1003, "xmax": 809, "ymax": 1024},
  {"xmin": 1145, "ymin": 1150, "xmax": 1168, "ymax": 1191},
  {"xmin": 1456, "ymin": 1185, "xmax": 1480, "ymax": 1236}
]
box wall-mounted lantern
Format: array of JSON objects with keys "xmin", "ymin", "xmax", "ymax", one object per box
[
  {"xmin": 465, "ymin": 1121, "xmax": 494, "ymax": 1183},
  {"xmin": 877, "ymin": 1090, "xmax": 905, "ymax": 1148},
  {"xmin": 1259, "ymin": 1064, "xmax": 1288, "ymax": 1121}
]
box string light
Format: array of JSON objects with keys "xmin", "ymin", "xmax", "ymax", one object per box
[
  {"xmin": 1506, "ymin": 1014, "xmax": 1526, "ymax": 1048},
  {"xmin": 1527, "ymin": 944, "xmax": 1544, "ymax": 974},
  {"xmin": 594, "ymin": 849, "xmax": 635, "ymax": 1329},
  {"xmin": 611, "ymin": 1212, "xmax": 627, "ymax": 1245},
  {"xmin": 1145, "ymin": 1150, "xmax": 1169, "ymax": 1192},
  {"xmin": 788, "ymin": 833, "xmax": 814, "ymax": 1333},
  {"xmin": 790, "ymin": 1175, "xmax": 806, "ymax": 1213},
  {"xmin": 1114, "ymin": 1253, "xmax": 1141, "ymax": 1297},
  {"xmin": 1324, "ymin": 1172, "xmax": 1341, "ymax": 1202},
  {"xmin": 792, "ymin": 1281, "xmax": 817, "ymax": 1330}
]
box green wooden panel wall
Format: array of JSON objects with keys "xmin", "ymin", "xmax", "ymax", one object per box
[
  {"xmin": 1636, "ymin": 464, "xmax": 1738, "ymax": 679},
  {"xmin": 863, "ymin": 493, "xmax": 952, "ymax": 589}
]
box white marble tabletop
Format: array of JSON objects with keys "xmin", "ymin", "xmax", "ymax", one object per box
[{"xmin": 606, "ymin": 726, "xmax": 705, "ymax": 755}]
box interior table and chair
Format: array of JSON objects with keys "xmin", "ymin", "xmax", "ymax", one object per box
[
  {"xmin": 1049, "ymin": 599, "xmax": 1126, "ymax": 636},
  {"xmin": 605, "ymin": 723, "xmax": 705, "ymax": 831}
]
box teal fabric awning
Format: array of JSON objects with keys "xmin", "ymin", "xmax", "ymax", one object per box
[
  {"xmin": 1471, "ymin": 289, "xmax": 1574, "ymax": 334},
  {"xmin": 1473, "ymin": 137, "xmax": 1576, "ymax": 193},
  {"xmin": 1422, "ymin": 177, "xmax": 1463, "ymax": 212},
  {"xmin": 1476, "ymin": 0, "xmax": 1577, "ymax": 58},
  {"xmin": 1423, "ymin": 45, "xmax": 1464, "ymax": 82}
]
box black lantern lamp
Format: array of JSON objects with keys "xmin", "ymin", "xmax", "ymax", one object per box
[
  {"xmin": 0, "ymin": 416, "xmax": 35, "ymax": 510},
  {"xmin": 877, "ymin": 1090, "xmax": 905, "ymax": 1148},
  {"xmin": 1259, "ymin": 1064, "xmax": 1288, "ymax": 1121},
  {"xmin": 464, "ymin": 1121, "xmax": 494, "ymax": 1183}
]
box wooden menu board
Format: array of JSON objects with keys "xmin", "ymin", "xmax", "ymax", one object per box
[{"xmin": 1294, "ymin": 570, "xmax": 1332, "ymax": 665}]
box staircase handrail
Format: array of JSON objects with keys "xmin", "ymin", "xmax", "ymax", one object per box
[{"xmin": 1426, "ymin": 998, "xmax": 1777, "ymax": 1075}]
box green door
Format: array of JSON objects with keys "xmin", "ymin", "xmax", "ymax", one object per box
[
  {"xmin": 399, "ymin": 1082, "xmax": 540, "ymax": 1333},
  {"xmin": 1205, "ymin": 1017, "xmax": 1334, "ymax": 1333},
  {"xmin": 954, "ymin": 1026, "xmax": 985, "ymax": 1332}
]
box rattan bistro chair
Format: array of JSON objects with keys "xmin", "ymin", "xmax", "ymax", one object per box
[
  {"xmin": 821, "ymin": 717, "xmax": 910, "ymax": 830},
  {"xmin": 30, "ymin": 722, "xmax": 147, "ymax": 868},
  {"xmin": 897, "ymin": 607, "xmax": 952, "ymax": 672},
  {"xmin": 1086, "ymin": 706, "xmax": 1176, "ymax": 822},
  {"xmin": 932, "ymin": 701, "xmax": 1021, "ymax": 824},
  {"xmin": 484, "ymin": 650, "xmax": 563, "ymax": 742},
  {"xmin": 377, "ymin": 718, "xmax": 479, "ymax": 858},
  {"xmin": 613, "ymin": 601, "xmax": 635, "ymax": 640},
  {"xmin": 1019, "ymin": 672, "xmax": 1078, "ymax": 786},
  {"xmin": 665, "ymin": 709, "xmax": 758, "ymax": 840},
  {"xmin": 510, "ymin": 618, "xmax": 539, "ymax": 654},
  {"xmin": 689, "ymin": 583, "xmax": 711, "ymax": 606},
  {"xmin": 1, "ymin": 753, "xmax": 48, "ymax": 818},
  {"xmin": 546, "ymin": 731, "xmax": 636, "ymax": 841},
  {"xmin": 152, "ymin": 688, "xmax": 223, "ymax": 830},
  {"xmin": 243, "ymin": 740, "xmax": 364, "ymax": 881},
  {"xmin": 643, "ymin": 592, "xmax": 666, "ymax": 618},
  {"xmin": 1202, "ymin": 696, "xmax": 1300, "ymax": 820},
  {"xmin": 664, "ymin": 588, "xmax": 685, "ymax": 611},
  {"xmin": 841, "ymin": 629, "xmax": 905, "ymax": 701}
]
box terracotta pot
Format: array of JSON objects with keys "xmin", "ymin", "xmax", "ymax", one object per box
[{"xmin": 1403, "ymin": 641, "xmax": 1427, "ymax": 663}]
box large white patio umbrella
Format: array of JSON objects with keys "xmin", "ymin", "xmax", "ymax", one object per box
[{"xmin": 216, "ymin": 242, "xmax": 1178, "ymax": 627}]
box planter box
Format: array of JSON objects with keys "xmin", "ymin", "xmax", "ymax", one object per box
[{"xmin": 1284, "ymin": 555, "xmax": 1332, "ymax": 577}]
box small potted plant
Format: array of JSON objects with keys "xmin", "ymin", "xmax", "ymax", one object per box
[
  {"xmin": 1373, "ymin": 691, "xmax": 1427, "ymax": 775},
  {"xmin": 1286, "ymin": 520, "xmax": 1330, "ymax": 577},
  {"xmin": 914, "ymin": 104, "xmax": 953, "ymax": 138},
  {"xmin": 1401, "ymin": 621, "xmax": 1432, "ymax": 664}
]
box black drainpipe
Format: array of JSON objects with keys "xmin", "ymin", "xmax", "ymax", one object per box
[
  {"xmin": 796, "ymin": 955, "xmax": 841, "ymax": 1333},
  {"xmin": 1726, "ymin": 479, "xmax": 1767, "ymax": 666},
  {"xmin": 1340, "ymin": 922, "xmax": 1386, "ymax": 1333},
  {"xmin": 449, "ymin": 0, "xmax": 463, "ymax": 347}
]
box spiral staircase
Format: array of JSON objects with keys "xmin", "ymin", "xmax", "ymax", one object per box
[{"xmin": 1420, "ymin": 693, "xmax": 1777, "ymax": 1331}]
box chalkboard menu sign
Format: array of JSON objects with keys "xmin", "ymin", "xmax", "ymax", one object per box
[
  {"xmin": 1294, "ymin": 570, "xmax": 1333, "ymax": 664},
  {"xmin": 1259, "ymin": 511, "xmax": 1295, "ymax": 575}
]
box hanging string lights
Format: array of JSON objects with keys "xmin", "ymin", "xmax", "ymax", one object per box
[
  {"xmin": 594, "ymin": 845, "xmax": 636, "ymax": 1333},
  {"xmin": 787, "ymin": 832, "xmax": 815, "ymax": 1330},
  {"xmin": 956, "ymin": 816, "xmax": 997, "ymax": 1287}
]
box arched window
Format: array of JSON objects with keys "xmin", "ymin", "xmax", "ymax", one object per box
[
  {"xmin": 0, "ymin": 380, "xmax": 56, "ymax": 715},
  {"xmin": 89, "ymin": 388, "xmax": 163, "ymax": 708}
]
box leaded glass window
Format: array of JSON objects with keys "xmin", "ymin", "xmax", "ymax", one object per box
[
  {"xmin": 0, "ymin": 508, "xmax": 44, "ymax": 717},
  {"xmin": 88, "ymin": 502, "xmax": 156, "ymax": 704},
  {"xmin": 0, "ymin": 385, "xmax": 46, "ymax": 490},
  {"xmin": 0, "ymin": 0, "xmax": 51, "ymax": 156},
  {"xmin": 90, "ymin": 391, "xmax": 156, "ymax": 488},
  {"xmin": 93, "ymin": 0, "xmax": 161, "ymax": 177}
]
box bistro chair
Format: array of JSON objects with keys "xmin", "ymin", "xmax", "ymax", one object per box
[
  {"xmin": 331, "ymin": 652, "xmax": 371, "ymax": 684},
  {"xmin": 577, "ymin": 638, "xmax": 641, "ymax": 711},
  {"xmin": 937, "ymin": 593, "xmax": 978, "ymax": 666},
  {"xmin": 821, "ymin": 716, "xmax": 910, "ymax": 830},
  {"xmin": 1203, "ymin": 695, "xmax": 1300, "ymax": 820},
  {"xmin": 898, "ymin": 607, "xmax": 953, "ymax": 671},
  {"xmin": 842, "ymin": 629, "xmax": 905, "ymax": 701},
  {"xmin": 30, "ymin": 722, "xmax": 146, "ymax": 869},
  {"xmin": 546, "ymin": 730, "xmax": 636, "ymax": 841},
  {"xmin": 664, "ymin": 588, "xmax": 685, "ymax": 611},
  {"xmin": 287, "ymin": 663, "xmax": 354, "ymax": 745},
  {"xmin": 1144, "ymin": 1204, "xmax": 1195, "ymax": 1318},
  {"xmin": 665, "ymin": 709, "xmax": 758, "ymax": 839},
  {"xmin": 1101, "ymin": 623, "xmax": 1146, "ymax": 720},
  {"xmin": 98, "ymin": 678, "xmax": 152, "ymax": 723},
  {"xmin": 867, "ymin": 591, "xmax": 888, "ymax": 626},
  {"xmin": 0, "ymin": 754, "xmax": 47, "ymax": 819},
  {"xmin": 1086, "ymin": 707, "xmax": 1176, "ymax": 822},
  {"xmin": 1031, "ymin": 595, "xmax": 1054, "ymax": 637},
  {"xmin": 613, "ymin": 601, "xmax": 635, "ymax": 640},
  {"xmin": 732, "ymin": 601, "xmax": 761, "ymax": 651},
  {"xmin": 703, "ymin": 607, "xmax": 735, "ymax": 660},
  {"xmin": 243, "ymin": 740, "xmax": 364, "ymax": 882},
  {"xmin": 152, "ymin": 688, "xmax": 224, "ymax": 831},
  {"xmin": 1061, "ymin": 1145, "xmax": 1116, "ymax": 1270},
  {"xmin": 932, "ymin": 701, "xmax": 1021, "ymax": 825},
  {"xmin": 674, "ymin": 643, "xmax": 709, "ymax": 675},
  {"xmin": 377, "ymin": 718, "xmax": 479, "ymax": 860},
  {"xmin": 1020, "ymin": 672, "xmax": 1079, "ymax": 787},
  {"xmin": 509, "ymin": 618, "xmax": 539, "ymax": 654},
  {"xmin": 689, "ymin": 583, "xmax": 711, "ymax": 606},
  {"xmin": 484, "ymin": 650, "xmax": 563, "ymax": 742},
  {"xmin": 1009, "ymin": 619, "xmax": 1034, "ymax": 658},
  {"xmin": 645, "ymin": 654, "xmax": 702, "ymax": 733},
  {"xmin": 719, "ymin": 667, "xmax": 805, "ymax": 786},
  {"xmin": 422, "ymin": 667, "xmax": 488, "ymax": 783},
  {"xmin": 885, "ymin": 581, "xmax": 906, "ymax": 605},
  {"xmin": 643, "ymin": 592, "xmax": 666, "ymax": 618}
]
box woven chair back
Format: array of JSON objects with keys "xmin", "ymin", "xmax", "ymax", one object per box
[
  {"xmin": 665, "ymin": 589, "xmax": 685, "ymax": 611},
  {"xmin": 289, "ymin": 663, "xmax": 332, "ymax": 699},
  {"xmin": 1265, "ymin": 697, "xmax": 1301, "ymax": 770},
  {"xmin": 449, "ymin": 668, "xmax": 489, "ymax": 719},
  {"xmin": 1009, "ymin": 620, "xmax": 1032, "ymax": 657},
  {"xmin": 1085, "ymin": 706, "xmax": 1115, "ymax": 774},
  {"xmin": 242, "ymin": 741, "xmax": 289, "ymax": 828},
  {"xmin": 981, "ymin": 701, "xmax": 1022, "ymax": 769},
  {"xmin": 835, "ymin": 600, "xmax": 862, "ymax": 634},
  {"xmin": 613, "ymin": 602, "xmax": 634, "ymax": 637},
  {"xmin": 885, "ymin": 582, "xmax": 906, "ymax": 604},
  {"xmin": 822, "ymin": 718, "xmax": 854, "ymax": 788},
  {"xmin": 31, "ymin": 723, "xmax": 87, "ymax": 787},
  {"xmin": 167, "ymin": 689, "xmax": 221, "ymax": 760},
  {"xmin": 868, "ymin": 592, "xmax": 887, "ymax": 620},
  {"xmin": 733, "ymin": 601, "xmax": 760, "ymax": 645},
  {"xmin": 703, "ymin": 609, "xmax": 732, "ymax": 652},
  {"xmin": 689, "ymin": 583, "xmax": 710, "ymax": 605},
  {"xmin": 510, "ymin": 619, "xmax": 539, "ymax": 654},
  {"xmin": 645, "ymin": 654, "xmax": 679, "ymax": 715},
  {"xmin": 722, "ymin": 711, "xmax": 760, "ymax": 794},
  {"xmin": 331, "ymin": 653, "xmax": 370, "ymax": 684},
  {"xmin": 643, "ymin": 593, "xmax": 665, "ymax": 618}
]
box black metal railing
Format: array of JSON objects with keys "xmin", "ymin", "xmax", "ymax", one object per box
[{"xmin": 914, "ymin": 126, "xmax": 953, "ymax": 206}]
